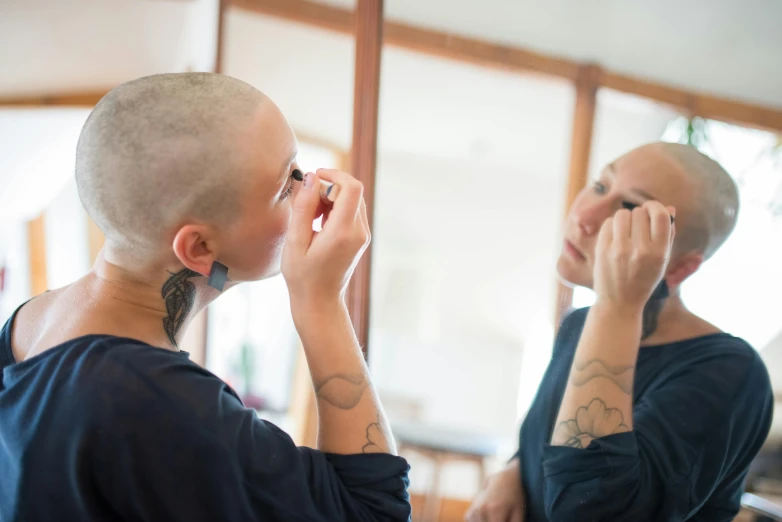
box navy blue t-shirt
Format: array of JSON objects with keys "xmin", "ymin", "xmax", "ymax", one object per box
[
  {"xmin": 518, "ymin": 307, "xmax": 774, "ymax": 522},
  {"xmin": 0, "ymin": 305, "xmax": 411, "ymax": 522}
]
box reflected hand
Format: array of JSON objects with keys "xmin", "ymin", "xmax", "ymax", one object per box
[
  {"xmin": 593, "ymin": 201, "xmax": 675, "ymax": 311},
  {"xmin": 465, "ymin": 461, "xmax": 525, "ymax": 522}
]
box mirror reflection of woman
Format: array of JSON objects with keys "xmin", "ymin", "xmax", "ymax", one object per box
[{"xmin": 467, "ymin": 142, "xmax": 774, "ymax": 522}]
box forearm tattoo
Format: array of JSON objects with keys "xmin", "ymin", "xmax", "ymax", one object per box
[
  {"xmin": 313, "ymin": 372, "xmax": 368, "ymax": 410},
  {"xmin": 362, "ymin": 413, "xmax": 384, "ymax": 454},
  {"xmin": 161, "ymin": 268, "xmax": 201, "ymax": 346},
  {"xmin": 553, "ymin": 356, "xmax": 634, "ymax": 447},
  {"xmin": 552, "ymin": 398, "xmax": 630, "ymax": 448},
  {"xmin": 570, "ymin": 358, "xmax": 634, "ymax": 394}
]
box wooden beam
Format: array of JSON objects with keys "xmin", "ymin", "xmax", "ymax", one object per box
[
  {"xmin": 215, "ymin": 0, "xmax": 227, "ymax": 74},
  {"xmin": 288, "ymin": 344, "xmax": 318, "ymax": 447},
  {"xmin": 0, "ymin": 92, "xmax": 108, "ymax": 107},
  {"xmin": 227, "ymin": 0, "xmax": 782, "ymax": 132},
  {"xmin": 554, "ymin": 64, "xmax": 600, "ymax": 327},
  {"xmin": 346, "ymin": 0, "xmax": 383, "ymax": 355},
  {"xmin": 383, "ymin": 20, "xmax": 578, "ymax": 80},
  {"xmin": 294, "ymin": 130, "xmax": 348, "ymax": 157},
  {"xmin": 602, "ymin": 71, "xmax": 782, "ymax": 132},
  {"xmin": 230, "ymin": 0, "xmax": 353, "ymax": 34},
  {"xmin": 27, "ymin": 214, "xmax": 48, "ymax": 296},
  {"xmin": 228, "ymin": 0, "xmax": 578, "ymax": 80}
]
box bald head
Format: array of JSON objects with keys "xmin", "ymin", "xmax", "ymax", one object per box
[
  {"xmin": 76, "ymin": 73, "xmax": 269, "ymax": 254},
  {"xmin": 558, "ymin": 140, "xmax": 740, "ymax": 290},
  {"xmin": 654, "ymin": 142, "xmax": 739, "ymax": 259}
]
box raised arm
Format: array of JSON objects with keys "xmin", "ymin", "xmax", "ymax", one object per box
[
  {"xmin": 550, "ymin": 202, "xmax": 674, "ymax": 448},
  {"xmin": 283, "ymin": 168, "xmax": 396, "ymax": 456}
]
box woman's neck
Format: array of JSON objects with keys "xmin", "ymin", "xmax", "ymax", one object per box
[
  {"xmin": 91, "ymin": 249, "xmax": 218, "ymax": 350},
  {"xmin": 640, "ymin": 294, "xmax": 722, "ymax": 346}
]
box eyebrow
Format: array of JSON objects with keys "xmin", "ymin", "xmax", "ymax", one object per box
[
  {"xmin": 604, "ymin": 163, "xmax": 658, "ymax": 201},
  {"xmin": 278, "ymin": 150, "xmax": 299, "ymax": 185}
]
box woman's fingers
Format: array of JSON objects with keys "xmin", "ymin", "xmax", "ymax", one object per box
[
  {"xmin": 645, "ymin": 201, "xmax": 675, "ymax": 252},
  {"xmin": 286, "ymin": 171, "xmax": 321, "ymax": 256},
  {"xmin": 631, "ymin": 206, "xmax": 651, "ymax": 247},
  {"xmin": 316, "ymin": 169, "xmax": 362, "ymax": 231}
]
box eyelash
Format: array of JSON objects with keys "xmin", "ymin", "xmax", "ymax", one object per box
[{"xmin": 281, "ymin": 176, "xmax": 299, "ymax": 199}]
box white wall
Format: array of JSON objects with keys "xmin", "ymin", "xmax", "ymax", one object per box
[
  {"xmin": 0, "ymin": 109, "xmax": 90, "ymax": 222},
  {"xmin": 367, "ymin": 149, "xmax": 566, "ymax": 496},
  {"xmin": 0, "ymin": 0, "xmax": 197, "ymax": 96},
  {"xmin": 44, "ymin": 178, "xmax": 91, "ymax": 290}
]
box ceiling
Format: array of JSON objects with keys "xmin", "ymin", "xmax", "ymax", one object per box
[
  {"xmin": 319, "ymin": 0, "xmax": 782, "ymax": 109},
  {"xmin": 1, "ymin": 0, "xmax": 781, "ymax": 110}
]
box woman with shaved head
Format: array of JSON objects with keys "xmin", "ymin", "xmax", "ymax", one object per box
[
  {"xmin": 467, "ymin": 143, "xmax": 774, "ymax": 521},
  {"xmin": 0, "ymin": 73, "xmax": 410, "ymax": 521}
]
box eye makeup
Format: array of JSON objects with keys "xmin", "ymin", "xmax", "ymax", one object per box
[
  {"xmin": 621, "ymin": 201, "xmax": 675, "ymax": 224},
  {"xmin": 292, "ymin": 169, "xmax": 341, "ymax": 203},
  {"xmin": 620, "ymin": 201, "xmax": 672, "ymax": 301}
]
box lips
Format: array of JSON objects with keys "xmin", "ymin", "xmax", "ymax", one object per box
[{"xmin": 564, "ymin": 239, "xmax": 586, "ymax": 261}]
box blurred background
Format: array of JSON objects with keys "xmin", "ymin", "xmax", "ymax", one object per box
[{"xmin": 1, "ymin": 1, "xmax": 781, "ymax": 520}]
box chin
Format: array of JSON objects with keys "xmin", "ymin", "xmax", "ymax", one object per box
[{"xmin": 556, "ymin": 253, "xmax": 592, "ymax": 289}]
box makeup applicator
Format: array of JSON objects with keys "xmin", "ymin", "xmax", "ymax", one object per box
[
  {"xmin": 621, "ymin": 201, "xmax": 673, "ymax": 300},
  {"xmin": 292, "ymin": 169, "xmax": 340, "ymax": 203}
]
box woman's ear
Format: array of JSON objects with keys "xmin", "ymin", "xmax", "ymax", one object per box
[
  {"xmin": 665, "ymin": 251, "xmax": 705, "ymax": 290},
  {"xmin": 172, "ymin": 224, "xmax": 217, "ymax": 277}
]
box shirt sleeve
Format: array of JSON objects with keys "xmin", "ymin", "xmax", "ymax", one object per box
[
  {"xmin": 539, "ymin": 343, "xmax": 773, "ymax": 522},
  {"xmin": 91, "ymin": 348, "xmax": 412, "ymax": 522}
]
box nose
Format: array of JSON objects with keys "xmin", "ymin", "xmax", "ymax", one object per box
[{"xmin": 574, "ymin": 200, "xmax": 614, "ymax": 237}]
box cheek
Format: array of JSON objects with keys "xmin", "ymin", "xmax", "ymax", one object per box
[
  {"xmin": 255, "ymin": 208, "xmax": 290, "ymax": 257},
  {"xmin": 270, "ymin": 205, "xmax": 292, "ymax": 243},
  {"xmin": 227, "ymin": 207, "xmax": 292, "ymax": 281}
]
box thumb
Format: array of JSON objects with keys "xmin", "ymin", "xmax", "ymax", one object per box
[{"xmin": 287, "ymin": 172, "xmax": 320, "ymax": 255}]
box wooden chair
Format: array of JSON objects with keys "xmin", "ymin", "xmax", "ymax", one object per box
[{"xmin": 393, "ymin": 422, "xmax": 500, "ymax": 522}]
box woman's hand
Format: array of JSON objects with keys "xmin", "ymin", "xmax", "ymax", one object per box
[
  {"xmin": 465, "ymin": 460, "xmax": 525, "ymax": 522},
  {"xmin": 592, "ymin": 201, "xmax": 675, "ymax": 312},
  {"xmin": 282, "ymin": 169, "xmax": 370, "ymax": 313}
]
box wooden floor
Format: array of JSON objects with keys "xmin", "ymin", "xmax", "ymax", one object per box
[{"xmin": 410, "ymin": 494, "xmax": 471, "ymax": 522}]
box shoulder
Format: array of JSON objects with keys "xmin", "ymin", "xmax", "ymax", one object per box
[
  {"xmin": 53, "ymin": 338, "xmax": 242, "ymax": 425},
  {"xmin": 95, "ymin": 338, "xmax": 240, "ymax": 406},
  {"xmin": 644, "ymin": 334, "xmax": 773, "ymax": 427},
  {"xmin": 673, "ymin": 334, "xmax": 770, "ymax": 394}
]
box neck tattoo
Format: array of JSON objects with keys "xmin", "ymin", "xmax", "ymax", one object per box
[
  {"xmin": 161, "ymin": 269, "xmax": 201, "ymax": 346},
  {"xmin": 642, "ymin": 279, "xmax": 670, "ymax": 340},
  {"xmin": 641, "ymin": 298, "xmax": 664, "ymax": 340}
]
